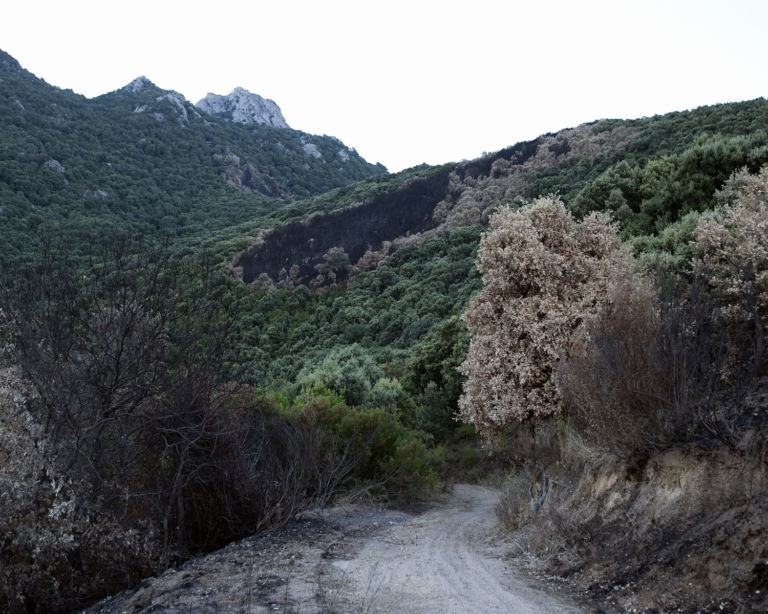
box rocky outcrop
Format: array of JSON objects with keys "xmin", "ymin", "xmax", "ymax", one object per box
[
  {"xmin": 121, "ymin": 76, "xmax": 156, "ymax": 94},
  {"xmin": 214, "ymin": 150, "xmax": 284, "ymax": 197},
  {"xmin": 196, "ymin": 88, "xmax": 289, "ymax": 129},
  {"xmin": 154, "ymin": 92, "xmax": 200, "ymax": 126},
  {"xmin": 44, "ymin": 159, "xmax": 65, "ymax": 174},
  {"xmin": 118, "ymin": 78, "xmax": 202, "ymax": 126}
]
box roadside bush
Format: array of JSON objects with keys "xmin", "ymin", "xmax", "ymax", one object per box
[
  {"xmin": 558, "ymin": 167, "xmax": 768, "ymax": 459},
  {"xmin": 458, "ymin": 196, "xmax": 632, "ymax": 438},
  {"xmin": 148, "ymin": 385, "xmax": 317, "ymax": 557},
  {"xmin": 557, "ymin": 276, "xmax": 667, "ymax": 455},
  {"xmin": 292, "ymin": 390, "xmax": 436, "ymax": 503},
  {"xmin": 0, "ymin": 365, "xmax": 158, "ymax": 613},
  {"xmin": 694, "ymin": 164, "xmax": 768, "ymax": 327},
  {"xmin": 496, "ymin": 464, "xmax": 552, "ymax": 532},
  {"xmin": 558, "ymin": 262, "xmax": 763, "ymax": 458}
]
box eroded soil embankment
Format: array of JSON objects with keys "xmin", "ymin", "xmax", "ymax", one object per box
[{"xmin": 510, "ymin": 441, "xmax": 768, "ymax": 613}]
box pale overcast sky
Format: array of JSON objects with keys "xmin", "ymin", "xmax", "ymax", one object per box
[{"xmin": 2, "ymin": 0, "xmax": 767, "ymax": 172}]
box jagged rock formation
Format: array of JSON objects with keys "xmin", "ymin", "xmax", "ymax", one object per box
[
  {"xmin": 117, "ymin": 77, "xmax": 203, "ymax": 127},
  {"xmin": 121, "ymin": 75, "xmax": 155, "ymax": 94},
  {"xmin": 196, "ymin": 87, "xmax": 290, "ymax": 129}
]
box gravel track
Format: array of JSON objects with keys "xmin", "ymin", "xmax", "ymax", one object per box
[
  {"xmin": 84, "ymin": 484, "xmax": 584, "ymax": 613},
  {"xmin": 330, "ymin": 483, "xmax": 582, "ymax": 613}
]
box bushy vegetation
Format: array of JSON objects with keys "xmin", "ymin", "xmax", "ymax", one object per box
[
  {"xmin": 231, "ymin": 225, "xmax": 482, "ymax": 390},
  {"xmin": 524, "ymin": 98, "xmax": 768, "ymax": 206},
  {"xmin": 465, "ymin": 166, "xmax": 768, "ymax": 459},
  {"xmin": 563, "ymin": 166, "xmax": 767, "ymax": 456},
  {"xmin": 572, "ymin": 132, "xmax": 768, "ymax": 236},
  {"xmin": 694, "ymin": 165, "xmax": 768, "ymax": 325},
  {"xmin": 3, "ymin": 51, "xmax": 768, "ymax": 610},
  {"xmin": 485, "ymin": 171, "xmax": 768, "ymax": 614},
  {"xmin": 0, "ymin": 241, "xmax": 436, "ymax": 613},
  {"xmin": 458, "ymin": 197, "xmax": 633, "ymax": 436}
]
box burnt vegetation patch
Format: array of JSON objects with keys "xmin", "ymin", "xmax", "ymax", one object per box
[
  {"xmin": 236, "ymin": 172, "xmax": 452, "ymax": 285},
  {"xmin": 235, "ymin": 136, "xmax": 548, "ymax": 289}
]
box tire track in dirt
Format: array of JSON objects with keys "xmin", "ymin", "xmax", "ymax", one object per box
[{"xmin": 330, "ymin": 483, "xmax": 583, "ymax": 613}]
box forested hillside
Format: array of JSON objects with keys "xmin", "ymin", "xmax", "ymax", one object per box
[
  {"xmin": 226, "ymin": 97, "xmax": 768, "ymax": 398},
  {"xmin": 0, "ymin": 49, "xmax": 385, "ymax": 262},
  {"xmin": 1, "ymin": 45, "xmax": 767, "ymax": 611}
]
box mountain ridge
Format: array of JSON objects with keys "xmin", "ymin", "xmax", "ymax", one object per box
[
  {"xmin": 0, "ymin": 48, "xmax": 386, "ymax": 262},
  {"xmin": 231, "ymin": 98, "xmax": 768, "ymax": 291}
]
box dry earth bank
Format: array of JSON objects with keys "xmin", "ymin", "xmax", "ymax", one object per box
[{"xmin": 505, "ymin": 435, "xmax": 768, "ymax": 613}]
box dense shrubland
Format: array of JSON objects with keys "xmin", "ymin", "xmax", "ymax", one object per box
[
  {"xmin": 474, "ymin": 168, "xmax": 768, "ymax": 610},
  {"xmin": 462, "ymin": 165, "xmax": 768, "ymax": 452},
  {"xmin": 4, "ymin": 82, "xmax": 768, "ymax": 611},
  {"xmin": 0, "ymin": 240, "xmax": 437, "ymax": 613}
]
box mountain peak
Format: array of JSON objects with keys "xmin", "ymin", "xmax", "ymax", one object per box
[
  {"xmin": 195, "ymin": 88, "xmax": 290, "ymax": 129},
  {"xmin": 121, "ymin": 76, "xmax": 157, "ymax": 94}
]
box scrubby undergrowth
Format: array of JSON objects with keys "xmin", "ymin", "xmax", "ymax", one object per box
[{"xmin": 489, "ymin": 165, "xmax": 768, "ymax": 612}]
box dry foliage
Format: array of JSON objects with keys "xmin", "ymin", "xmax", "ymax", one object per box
[
  {"xmin": 559, "ymin": 257, "xmax": 762, "ymax": 458},
  {"xmin": 458, "ymin": 196, "xmax": 632, "ymax": 437},
  {"xmin": 694, "ymin": 165, "xmax": 768, "ymax": 325},
  {"xmin": 0, "ymin": 365, "xmax": 158, "ymax": 613},
  {"xmin": 556, "ymin": 271, "xmax": 736, "ymax": 455},
  {"xmin": 556, "ymin": 277, "xmax": 667, "ymax": 455}
]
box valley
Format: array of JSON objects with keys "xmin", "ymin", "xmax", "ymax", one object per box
[{"xmin": 1, "ymin": 47, "xmax": 767, "ymax": 613}]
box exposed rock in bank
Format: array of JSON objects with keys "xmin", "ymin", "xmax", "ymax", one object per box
[{"xmin": 510, "ymin": 431, "xmax": 768, "ymax": 612}]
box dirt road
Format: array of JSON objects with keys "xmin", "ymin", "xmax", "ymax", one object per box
[
  {"xmin": 85, "ymin": 484, "xmax": 583, "ymax": 613},
  {"xmin": 330, "ymin": 483, "xmax": 581, "ymax": 613}
]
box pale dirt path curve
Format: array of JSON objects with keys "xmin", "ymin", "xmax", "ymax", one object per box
[
  {"xmin": 330, "ymin": 483, "xmax": 583, "ymax": 613},
  {"xmin": 84, "ymin": 484, "xmax": 585, "ymax": 613}
]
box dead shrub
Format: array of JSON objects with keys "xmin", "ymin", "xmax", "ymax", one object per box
[
  {"xmin": 156, "ymin": 392, "xmax": 316, "ymax": 555},
  {"xmin": 557, "ymin": 276, "xmax": 668, "ymax": 456},
  {"xmin": 459, "ymin": 196, "xmax": 633, "ymax": 438},
  {"xmin": 496, "ymin": 464, "xmax": 552, "ymax": 532},
  {"xmin": 558, "ymin": 265, "xmax": 763, "ymax": 458},
  {"xmin": 496, "ymin": 473, "xmax": 534, "ymax": 532},
  {"xmin": 0, "ymin": 366, "xmax": 159, "ymax": 613}
]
